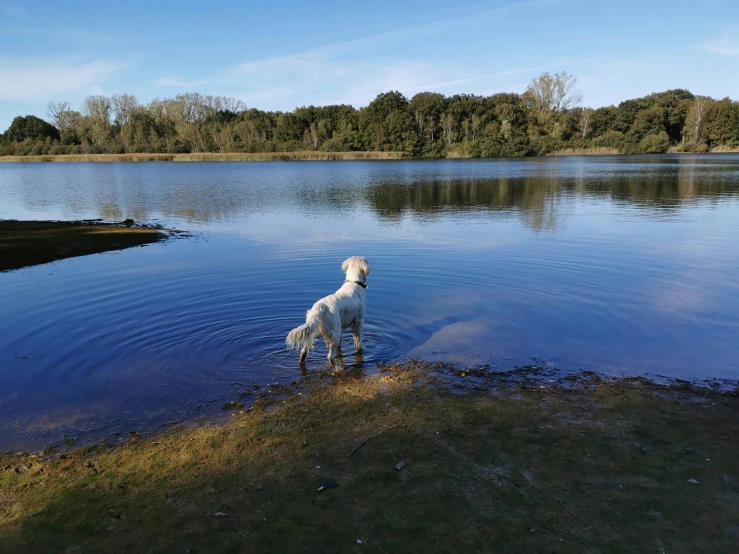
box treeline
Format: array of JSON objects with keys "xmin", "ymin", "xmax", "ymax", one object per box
[{"xmin": 1, "ymin": 73, "xmax": 738, "ymax": 158}]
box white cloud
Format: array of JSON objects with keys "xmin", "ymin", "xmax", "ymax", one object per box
[
  {"xmin": 698, "ymin": 35, "xmax": 739, "ymax": 58},
  {"xmin": 214, "ymin": 2, "xmax": 531, "ymax": 109},
  {"xmin": 0, "ymin": 58, "xmax": 122, "ymax": 102}
]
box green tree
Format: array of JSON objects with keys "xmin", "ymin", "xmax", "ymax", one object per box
[{"xmin": 2, "ymin": 115, "xmax": 60, "ymax": 145}]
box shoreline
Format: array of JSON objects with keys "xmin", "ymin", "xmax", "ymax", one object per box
[
  {"xmin": 1, "ymin": 150, "xmax": 738, "ymax": 162},
  {"xmin": 2, "ymin": 361, "xmax": 737, "ymax": 551},
  {"xmin": 0, "ymin": 219, "xmax": 186, "ymax": 272},
  {"xmin": 0, "ymin": 152, "xmax": 405, "ymax": 163}
]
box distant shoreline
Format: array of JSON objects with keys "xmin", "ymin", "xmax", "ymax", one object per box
[
  {"xmin": 1, "ymin": 149, "xmax": 738, "ymax": 163},
  {"xmin": 0, "ymin": 151, "xmax": 406, "ymax": 163}
]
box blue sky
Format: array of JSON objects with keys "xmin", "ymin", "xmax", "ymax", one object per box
[{"xmin": 1, "ymin": 0, "xmax": 738, "ymax": 131}]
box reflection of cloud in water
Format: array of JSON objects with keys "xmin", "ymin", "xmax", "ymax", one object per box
[
  {"xmin": 406, "ymin": 318, "xmax": 501, "ymax": 365},
  {"xmin": 22, "ymin": 410, "xmax": 95, "ymax": 432},
  {"xmin": 654, "ymin": 280, "xmax": 708, "ymax": 315},
  {"xmin": 650, "ymin": 231, "xmax": 739, "ymax": 316}
]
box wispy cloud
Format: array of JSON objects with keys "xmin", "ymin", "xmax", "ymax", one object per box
[
  {"xmin": 154, "ymin": 77, "xmax": 208, "ymax": 88},
  {"xmin": 220, "ymin": 0, "xmax": 582, "ymax": 109},
  {"xmin": 0, "ymin": 58, "xmax": 123, "ymax": 102},
  {"xmin": 698, "ymin": 34, "xmax": 739, "ymax": 58},
  {"xmin": 409, "ymin": 57, "xmax": 604, "ymax": 93}
]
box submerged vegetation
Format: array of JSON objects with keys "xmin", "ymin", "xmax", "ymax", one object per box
[
  {"xmin": 1, "ymin": 362, "xmax": 737, "ymax": 552},
  {"xmin": 0, "ymin": 220, "xmax": 173, "ymax": 271},
  {"xmin": 2, "ymin": 73, "xmax": 738, "ymax": 159}
]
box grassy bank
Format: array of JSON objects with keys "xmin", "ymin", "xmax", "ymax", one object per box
[
  {"xmin": 0, "ymin": 151, "xmax": 405, "ymax": 163},
  {"xmin": 0, "ymin": 220, "xmax": 173, "ymax": 271},
  {"xmin": 1, "ymin": 362, "xmax": 737, "ymax": 553}
]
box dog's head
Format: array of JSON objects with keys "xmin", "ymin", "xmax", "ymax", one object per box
[{"xmin": 341, "ymin": 256, "xmax": 370, "ymax": 283}]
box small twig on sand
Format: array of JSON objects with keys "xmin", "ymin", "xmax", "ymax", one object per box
[{"xmin": 347, "ymin": 427, "xmax": 395, "ymax": 457}]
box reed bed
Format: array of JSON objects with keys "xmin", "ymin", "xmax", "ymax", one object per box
[{"xmin": 549, "ymin": 147, "xmax": 621, "ymax": 156}]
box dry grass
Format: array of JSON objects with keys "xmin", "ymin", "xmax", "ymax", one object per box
[
  {"xmin": 0, "ymin": 220, "xmax": 168, "ymax": 271},
  {"xmin": 0, "ymin": 152, "xmax": 405, "ymax": 163},
  {"xmin": 550, "ymin": 147, "xmax": 621, "ymax": 156},
  {"xmin": 0, "ymin": 154, "xmax": 177, "ymax": 162},
  {"xmin": 444, "ymin": 150, "xmax": 473, "ymax": 159},
  {"xmin": 710, "ymin": 145, "xmax": 739, "ymax": 153},
  {"xmin": 176, "ymin": 151, "xmax": 405, "ymax": 161},
  {"xmin": 1, "ymin": 362, "xmax": 737, "ymax": 553}
]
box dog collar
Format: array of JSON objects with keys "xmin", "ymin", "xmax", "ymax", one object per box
[{"xmin": 345, "ymin": 280, "xmax": 368, "ymax": 289}]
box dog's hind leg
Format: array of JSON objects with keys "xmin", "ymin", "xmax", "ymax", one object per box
[
  {"xmin": 327, "ymin": 340, "xmax": 341, "ymax": 370},
  {"xmin": 299, "ymin": 345, "xmax": 309, "ymax": 365},
  {"xmin": 352, "ymin": 320, "xmax": 364, "ymax": 351},
  {"xmin": 325, "ymin": 328, "xmax": 342, "ymax": 370}
]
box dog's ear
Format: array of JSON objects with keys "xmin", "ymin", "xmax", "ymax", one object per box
[
  {"xmin": 341, "ymin": 258, "xmax": 351, "ymax": 273},
  {"xmin": 357, "ymin": 257, "xmax": 370, "ymax": 276}
]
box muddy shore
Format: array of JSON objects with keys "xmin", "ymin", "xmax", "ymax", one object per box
[
  {"xmin": 1, "ymin": 361, "xmax": 737, "ymax": 552},
  {"xmin": 0, "ymin": 219, "xmax": 185, "ymax": 272}
]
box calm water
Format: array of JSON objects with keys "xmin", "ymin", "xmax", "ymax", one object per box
[{"xmin": 1, "ymin": 156, "xmax": 739, "ymax": 450}]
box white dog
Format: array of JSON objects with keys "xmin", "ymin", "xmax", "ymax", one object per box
[{"xmin": 286, "ymin": 256, "xmax": 370, "ymax": 369}]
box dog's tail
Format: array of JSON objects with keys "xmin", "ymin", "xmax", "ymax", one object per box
[{"xmin": 286, "ymin": 303, "xmax": 326, "ymax": 352}]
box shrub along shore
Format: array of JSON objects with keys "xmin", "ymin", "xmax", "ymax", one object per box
[
  {"xmin": 2, "ymin": 73, "xmax": 738, "ymax": 159},
  {"xmin": 1, "ymin": 361, "xmax": 737, "ymax": 552}
]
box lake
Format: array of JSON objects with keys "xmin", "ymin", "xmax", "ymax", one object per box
[{"xmin": 1, "ymin": 155, "xmax": 738, "ymax": 450}]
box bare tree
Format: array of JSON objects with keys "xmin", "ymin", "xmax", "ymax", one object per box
[
  {"xmin": 47, "ymin": 101, "xmax": 73, "ymax": 132},
  {"xmin": 441, "ymin": 113, "xmax": 456, "ymax": 144},
  {"xmin": 579, "ymin": 108, "xmax": 593, "ymax": 138},
  {"xmin": 83, "ymin": 95, "xmax": 112, "ymax": 122},
  {"xmin": 500, "ymin": 119, "xmax": 512, "ymax": 140},
  {"xmin": 525, "ymin": 72, "xmax": 583, "ymax": 114},
  {"xmin": 83, "ymin": 95, "xmax": 112, "ymax": 147},
  {"xmin": 112, "ymin": 94, "xmax": 138, "ymax": 126},
  {"xmin": 686, "ymin": 96, "xmax": 710, "ymax": 143},
  {"xmin": 414, "ymin": 111, "xmax": 425, "ymax": 138},
  {"xmin": 309, "ymin": 123, "xmax": 319, "ymax": 148}
]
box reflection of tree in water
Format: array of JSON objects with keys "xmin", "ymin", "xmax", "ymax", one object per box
[
  {"xmin": 55, "ymin": 161, "xmax": 739, "ymax": 227},
  {"xmin": 590, "ymin": 170, "xmax": 735, "ymax": 210},
  {"xmin": 365, "ymin": 167, "xmax": 738, "ymax": 230},
  {"xmin": 366, "ymin": 177, "xmax": 563, "ymax": 231}
]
